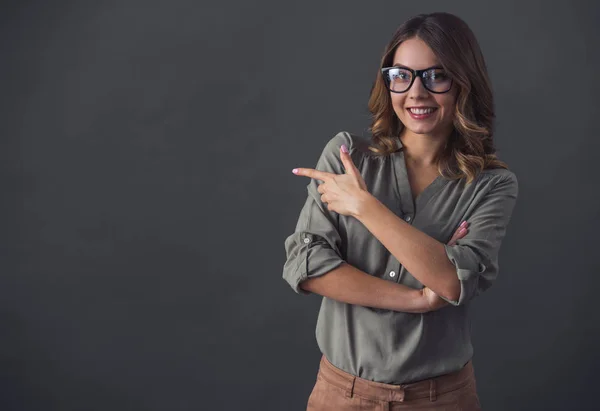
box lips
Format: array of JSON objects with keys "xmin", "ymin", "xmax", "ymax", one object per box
[
  {"xmin": 406, "ymin": 107, "xmax": 437, "ymax": 120},
  {"xmin": 407, "ymin": 107, "xmax": 437, "ymax": 115}
]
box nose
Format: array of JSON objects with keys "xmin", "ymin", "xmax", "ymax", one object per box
[{"xmin": 407, "ymin": 76, "xmax": 429, "ymax": 99}]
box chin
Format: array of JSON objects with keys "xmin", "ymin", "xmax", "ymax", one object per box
[
  {"xmin": 402, "ymin": 122, "xmax": 438, "ymax": 135},
  {"xmin": 410, "ymin": 129, "xmax": 434, "ymax": 135}
]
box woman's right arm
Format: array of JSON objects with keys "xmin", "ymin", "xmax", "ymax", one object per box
[
  {"xmin": 299, "ymin": 222, "xmax": 470, "ymax": 314},
  {"xmin": 299, "ymin": 262, "xmax": 428, "ymax": 313}
]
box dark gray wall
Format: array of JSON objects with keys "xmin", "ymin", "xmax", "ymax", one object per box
[{"xmin": 1, "ymin": 1, "xmax": 598, "ymax": 410}]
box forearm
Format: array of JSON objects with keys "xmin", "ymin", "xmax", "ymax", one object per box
[
  {"xmin": 299, "ymin": 262, "xmax": 428, "ymax": 313},
  {"xmin": 354, "ymin": 194, "xmax": 460, "ymax": 302}
]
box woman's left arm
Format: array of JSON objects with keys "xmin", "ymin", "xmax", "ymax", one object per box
[
  {"xmin": 354, "ymin": 196, "xmax": 462, "ymax": 302},
  {"xmin": 355, "ymin": 173, "xmax": 519, "ymax": 306}
]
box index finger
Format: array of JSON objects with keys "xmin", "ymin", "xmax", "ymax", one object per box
[{"xmin": 292, "ymin": 168, "xmax": 335, "ymax": 182}]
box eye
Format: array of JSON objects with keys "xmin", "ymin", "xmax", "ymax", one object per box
[
  {"xmin": 388, "ymin": 68, "xmax": 411, "ymax": 81},
  {"xmin": 425, "ymin": 69, "xmax": 448, "ymax": 81}
]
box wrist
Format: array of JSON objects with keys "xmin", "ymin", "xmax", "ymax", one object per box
[{"xmin": 353, "ymin": 191, "xmax": 378, "ymax": 220}]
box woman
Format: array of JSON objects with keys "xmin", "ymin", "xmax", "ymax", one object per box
[{"xmin": 283, "ymin": 12, "xmax": 518, "ymax": 410}]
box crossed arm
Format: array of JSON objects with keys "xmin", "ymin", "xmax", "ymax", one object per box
[
  {"xmin": 299, "ymin": 218, "xmax": 467, "ymax": 314},
  {"xmin": 293, "ymin": 149, "xmax": 466, "ymax": 313},
  {"xmin": 288, "ymin": 136, "xmax": 517, "ymax": 313}
]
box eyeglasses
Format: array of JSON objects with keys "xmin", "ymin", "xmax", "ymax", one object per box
[{"xmin": 381, "ymin": 66, "xmax": 453, "ymax": 94}]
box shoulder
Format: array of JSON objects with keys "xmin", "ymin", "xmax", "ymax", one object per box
[
  {"xmin": 322, "ymin": 131, "xmax": 370, "ymax": 154},
  {"xmin": 321, "ymin": 131, "xmax": 377, "ymax": 160},
  {"xmin": 479, "ymin": 168, "xmax": 519, "ymax": 197},
  {"xmin": 316, "ymin": 131, "xmax": 373, "ymax": 172}
]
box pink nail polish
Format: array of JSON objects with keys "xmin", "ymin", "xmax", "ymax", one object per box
[
  {"xmin": 341, "ymin": 144, "xmax": 349, "ymax": 153},
  {"xmin": 292, "ymin": 168, "xmax": 298, "ymax": 174}
]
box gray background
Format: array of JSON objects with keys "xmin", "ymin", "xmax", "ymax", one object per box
[{"xmin": 1, "ymin": 0, "xmax": 598, "ymax": 410}]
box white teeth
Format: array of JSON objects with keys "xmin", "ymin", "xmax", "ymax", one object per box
[{"xmin": 409, "ymin": 108, "xmax": 436, "ymax": 115}]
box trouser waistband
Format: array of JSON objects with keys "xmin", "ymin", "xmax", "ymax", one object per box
[{"xmin": 318, "ymin": 354, "xmax": 475, "ymax": 403}]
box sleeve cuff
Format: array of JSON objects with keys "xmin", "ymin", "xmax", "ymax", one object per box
[
  {"xmin": 440, "ymin": 243, "xmax": 488, "ymax": 306},
  {"xmin": 283, "ymin": 232, "xmax": 346, "ymax": 295}
]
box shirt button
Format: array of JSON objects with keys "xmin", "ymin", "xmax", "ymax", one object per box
[
  {"xmin": 404, "ymin": 215, "xmax": 412, "ymax": 222},
  {"xmin": 389, "ymin": 271, "xmax": 396, "ymax": 277},
  {"xmin": 303, "ymin": 238, "xmax": 310, "ymax": 243}
]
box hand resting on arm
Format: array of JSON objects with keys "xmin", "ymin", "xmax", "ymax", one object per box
[{"xmin": 299, "ymin": 222, "xmax": 469, "ymax": 313}]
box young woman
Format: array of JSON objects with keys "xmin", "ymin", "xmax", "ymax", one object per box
[{"xmin": 283, "ymin": 12, "xmax": 518, "ymax": 410}]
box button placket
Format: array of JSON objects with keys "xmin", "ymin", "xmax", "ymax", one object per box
[{"xmin": 392, "ymin": 143, "xmax": 449, "ymax": 222}]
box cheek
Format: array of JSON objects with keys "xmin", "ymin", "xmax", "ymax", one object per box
[
  {"xmin": 391, "ymin": 95, "xmax": 407, "ymax": 114},
  {"xmin": 437, "ymin": 98, "xmax": 456, "ymax": 122}
]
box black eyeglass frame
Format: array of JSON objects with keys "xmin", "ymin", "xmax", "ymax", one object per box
[{"xmin": 380, "ymin": 66, "xmax": 453, "ymax": 94}]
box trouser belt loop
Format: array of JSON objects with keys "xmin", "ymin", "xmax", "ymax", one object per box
[
  {"xmin": 345, "ymin": 376, "xmax": 356, "ymax": 398},
  {"xmin": 429, "ymin": 379, "xmax": 437, "ymax": 402}
]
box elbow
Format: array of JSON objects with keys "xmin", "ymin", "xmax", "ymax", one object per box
[
  {"xmin": 440, "ymin": 274, "xmax": 462, "ymax": 304},
  {"xmin": 298, "ymin": 273, "xmax": 327, "ymax": 294},
  {"xmin": 445, "ymin": 286, "xmax": 461, "ymax": 305},
  {"xmin": 298, "ymin": 278, "xmax": 312, "ymax": 293},
  {"xmin": 298, "ymin": 275, "xmax": 324, "ymax": 294}
]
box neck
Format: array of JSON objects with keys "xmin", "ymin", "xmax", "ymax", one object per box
[{"xmin": 399, "ymin": 129, "xmax": 450, "ymax": 167}]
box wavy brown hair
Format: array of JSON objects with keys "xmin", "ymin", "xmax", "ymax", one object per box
[{"xmin": 367, "ymin": 12, "xmax": 508, "ymax": 184}]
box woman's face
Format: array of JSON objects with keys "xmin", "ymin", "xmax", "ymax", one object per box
[{"xmin": 389, "ymin": 37, "xmax": 457, "ymax": 139}]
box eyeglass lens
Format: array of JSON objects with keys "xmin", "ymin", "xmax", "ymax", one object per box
[{"xmin": 385, "ymin": 68, "xmax": 451, "ymax": 93}]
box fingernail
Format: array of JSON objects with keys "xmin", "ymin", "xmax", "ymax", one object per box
[
  {"xmin": 341, "ymin": 144, "xmax": 349, "ymax": 153},
  {"xmin": 292, "ymin": 168, "xmax": 299, "ymax": 174},
  {"xmin": 460, "ymin": 221, "xmax": 467, "ymax": 227},
  {"xmin": 459, "ymin": 228, "xmax": 466, "ymax": 234}
]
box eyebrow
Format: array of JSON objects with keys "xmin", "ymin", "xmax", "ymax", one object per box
[{"xmin": 390, "ymin": 63, "xmax": 444, "ymax": 70}]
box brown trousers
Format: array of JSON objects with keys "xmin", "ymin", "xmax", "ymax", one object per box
[{"xmin": 306, "ymin": 355, "xmax": 482, "ymax": 411}]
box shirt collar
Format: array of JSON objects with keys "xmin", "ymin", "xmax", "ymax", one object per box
[{"xmin": 394, "ymin": 137, "xmax": 403, "ymax": 151}]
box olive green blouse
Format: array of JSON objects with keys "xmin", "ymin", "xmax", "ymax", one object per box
[{"xmin": 282, "ymin": 131, "xmax": 519, "ymax": 384}]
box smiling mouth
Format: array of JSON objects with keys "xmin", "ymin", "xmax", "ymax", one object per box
[{"xmin": 407, "ymin": 107, "xmax": 438, "ymax": 115}]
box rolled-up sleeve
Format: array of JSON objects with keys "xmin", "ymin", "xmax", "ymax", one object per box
[
  {"xmin": 440, "ymin": 172, "xmax": 519, "ymax": 306},
  {"xmin": 282, "ymin": 133, "xmax": 351, "ymax": 295}
]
